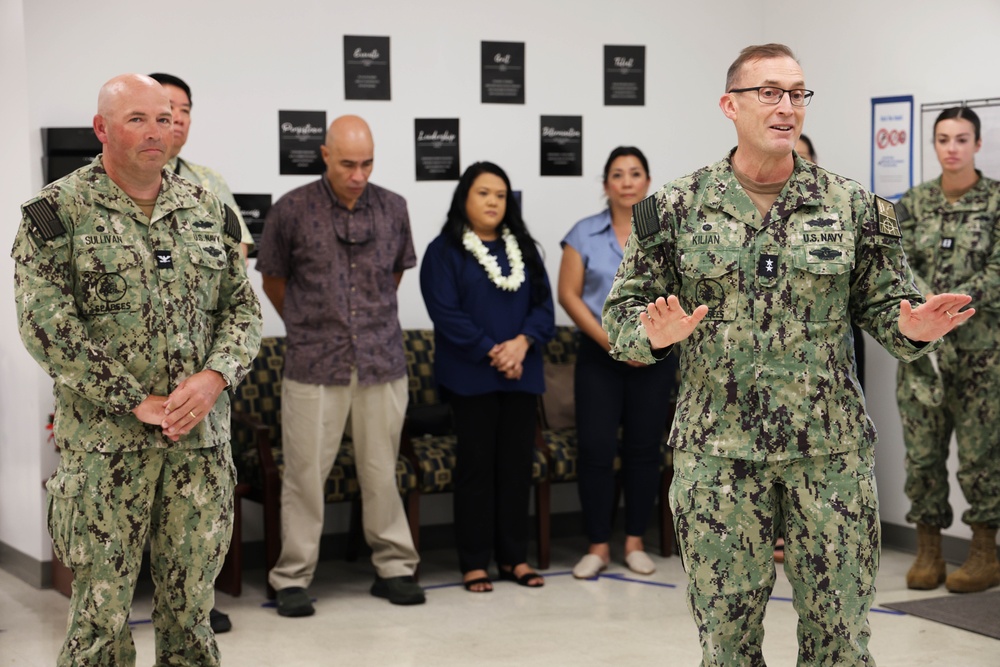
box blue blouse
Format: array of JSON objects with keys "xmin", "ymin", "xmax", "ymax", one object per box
[
  {"xmin": 420, "ymin": 233, "xmax": 555, "ymax": 396},
  {"xmin": 560, "ymin": 209, "xmax": 624, "ymax": 321}
]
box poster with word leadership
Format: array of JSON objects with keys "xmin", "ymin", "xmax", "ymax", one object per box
[
  {"xmin": 482, "ymin": 41, "xmax": 525, "ymax": 104},
  {"xmin": 540, "ymin": 115, "xmax": 583, "ymax": 176},
  {"xmin": 414, "ymin": 118, "xmax": 460, "ymax": 181},
  {"xmin": 344, "ymin": 35, "xmax": 391, "ymax": 101},
  {"xmin": 278, "ymin": 110, "xmax": 326, "ymax": 176}
]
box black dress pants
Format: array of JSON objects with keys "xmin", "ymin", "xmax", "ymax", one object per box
[
  {"xmin": 450, "ymin": 390, "xmax": 537, "ymax": 573},
  {"xmin": 574, "ymin": 334, "xmax": 677, "ymax": 544}
]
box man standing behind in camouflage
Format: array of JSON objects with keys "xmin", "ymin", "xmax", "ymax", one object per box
[
  {"xmin": 604, "ymin": 44, "xmax": 974, "ymax": 665},
  {"xmin": 148, "ymin": 70, "xmax": 252, "ymax": 634},
  {"xmin": 12, "ymin": 74, "xmax": 261, "ymax": 666},
  {"xmin": 148, "ymin": 72, "xmax": 254, "ymax": 260}
]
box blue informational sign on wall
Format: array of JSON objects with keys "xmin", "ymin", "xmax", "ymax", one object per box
[{"xmin": 871, "ymin": 95, "xmax": 914, "ymax": 201}]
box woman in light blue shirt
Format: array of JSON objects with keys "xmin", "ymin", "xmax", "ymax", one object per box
[{"xmin": 558, "ymin": 146, "xmax": 678, "ymax": 579}]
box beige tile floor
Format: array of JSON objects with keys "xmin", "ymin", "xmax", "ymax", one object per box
[{"xmin": 1, "ymin": 539, "xmax": 996, "ymax": 666}]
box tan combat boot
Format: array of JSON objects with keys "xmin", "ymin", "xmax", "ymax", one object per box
[
  {"xmin": 906, "ymin": 524, "xmax": 946, "ymax": 590},
  {"xmin": 946, "ymin": 524, "xmax": 1000, "ymax": 594}
]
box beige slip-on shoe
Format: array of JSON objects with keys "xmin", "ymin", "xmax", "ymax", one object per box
[
  {"xmin": 625, "ymin": 550, "xmax": 656, "ymax": 575},
  {"xmin": 572, "ymin": 553, "xmax": 609, "ymax": 579}
]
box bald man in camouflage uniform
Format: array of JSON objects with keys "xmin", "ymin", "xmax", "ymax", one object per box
[
  {"xmin": 12, "ymin": 74, "xmax": 261, "ymax": 667},
  {"xmin": 604, "ymin": 44, "xmax": 973, "ymax": 666},
  {"xmin": 896, "ymin": 107, "xmax": 1000, "ymax": 594}
]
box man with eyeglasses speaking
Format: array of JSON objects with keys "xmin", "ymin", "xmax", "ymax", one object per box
[
  {"xmin": 256, "ymin": 116, "xmax": 424, "ymax": 615},
  {"xmin": 604, "ymin": 44, "xmax": 974, "ymax": 665}
]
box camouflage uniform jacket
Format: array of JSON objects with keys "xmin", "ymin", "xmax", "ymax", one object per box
[
  {"xmin": 604, "ymin": 151, "xmax": 933, "ymax": 461},
  {"xmin": 897, "ymin": 172, "xmax": 1000, "ymax": 352},
  {"xmin": 167, "ymin": 156, "xmax": 254, "ymax": 247},
  {"xmin": 12, "ymin": 155, "xmax": 263, "ymax": 453}
]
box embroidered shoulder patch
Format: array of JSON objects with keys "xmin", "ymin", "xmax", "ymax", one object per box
[
  {"xmin": 632, "ymin": 195, "xmax": 660, "ymax": 241},
  {"xmin": 22, "ymin": 198, "xmax": 66, "ymax": 241},
  {"xmin": 874, "ymin": 195, "xmax": 901, "ymax": 238},
  {"xmin": 222, "ymin": 205, "xmax": 242, "ymax": 242}
]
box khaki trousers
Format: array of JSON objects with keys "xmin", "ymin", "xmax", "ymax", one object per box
[{"xmin": 268, "ymin": 372, "xmax": 418, "ymax": 591}]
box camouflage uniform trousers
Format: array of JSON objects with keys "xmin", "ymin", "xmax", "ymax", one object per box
[
  {"xmin": 897, "ymin": 347, "xmax": 1000, "ymax": 528},
  {"xmin": 46, "ymin": 444, "xmax": 235, "ymax": 667},
  {"xmin": 669, "ymin": 448, "xmax": 879, "ymax": 666}
]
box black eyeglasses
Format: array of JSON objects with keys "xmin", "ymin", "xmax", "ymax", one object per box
[{"xmin": 728, "ymin": 86, "xmax": 814, "ymax": 107}]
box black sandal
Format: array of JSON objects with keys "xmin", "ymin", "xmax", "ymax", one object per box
[
  {"xmin": 462, "ymin": 576, "xmax": 493, "ymax": 592},
  {"xmin": 498, "ymin": 566, "xmax": 544, "ymax": 588}
]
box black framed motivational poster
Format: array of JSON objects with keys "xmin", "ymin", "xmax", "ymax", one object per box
[
  {"xmin": 414, "ymin": 118, "xmax": 460, "ymax": 181},
  {"xmin": 344, "ymin": 35, "xmax": 391, "ymax": 101},
  {"xmin": 481, "ymin": 41, "xmax": 525, "ymax": 104},
  {"xmin": 604, "ymin": 45, "xmax": 646, "ymax": 106},
  {"xmin": 278, "ymin": 110, "xmax": 327, "ymax": 175},
  {"xmin": 540, "ymin": 115, "xmax": 583, "ymax": 176},
  {"xmin": 232, "ymin": 193, "xmax": 272, "ymax": 259}
]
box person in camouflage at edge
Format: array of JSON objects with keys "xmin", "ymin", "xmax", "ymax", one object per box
[
  {"xmin": 603, "ymin": 44, "xmax": 974, "ymax": 666},
  {"xmin": 895, "ymin": 106, "xmax": 1000, "ymax": 595},
  {"xmin": 12, "ymin": 74, "xmax": 262, "ymax": 667}
]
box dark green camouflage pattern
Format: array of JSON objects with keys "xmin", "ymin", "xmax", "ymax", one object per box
[
  {"xmin": 14, "ymin": 155, "xmax": 261, "ymax": 666},
  {"xmin": 12, "ymin": 155, "xmax": 262, "ymax": 453},
  {"xmin": 896, "ymin": 174, "xmax": 1000, "ymax": 528},
  {"xmin": 604, "ymin": 151, "xmax": 936, "ymax": 666},
  {"xmin": 604, "ymin": 152, "xmax": 933, "ymax": 462},
  {"xmin": 671, "ymin": 448, "xmax": 879, "ymax": 666},
  {"xmin": 47, "ymin": 446, "xmax": 235, "ymax": 666}
]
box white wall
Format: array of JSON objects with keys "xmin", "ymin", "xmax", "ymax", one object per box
[
  {"xmin": 4, "ymin": 0, "xmax": 999, "ymax": 569},
  {"xmin": 0, "ymin": 0, "xmax": 60, "ymax": 568},
  {"xmin": 764, "ymin": 0, "xmax": 1000, "ymax": 536}
]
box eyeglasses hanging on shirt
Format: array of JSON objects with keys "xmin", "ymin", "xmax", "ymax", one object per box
[{"xmin": 332, "ymin": 211, "xmax": 374, "ymax": 245}]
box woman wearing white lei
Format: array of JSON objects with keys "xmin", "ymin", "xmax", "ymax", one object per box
[{"xmin": 420, "ymin": 162, "xmax": 555, "ymax": 593}]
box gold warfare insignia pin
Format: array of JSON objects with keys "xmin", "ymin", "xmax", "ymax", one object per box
[
  {"xmin": 874, "ymin": 195, "xmax": 901, "ymax": 238},
  {"xmin": 633, "ymin": 195, "xmax": 660, "ymax": 241}
]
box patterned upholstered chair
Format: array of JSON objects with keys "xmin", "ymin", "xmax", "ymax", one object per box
[
  {"xmin": 537, "ymin": 326, "xmax": 678, "ymax": 558},
  {"xmin": 400, "ymin": 329, "xmax": 552, "ymax": 568},
  {"xmin": 224, "ymin": 336, "xmax": 419, "ymax": 598}
]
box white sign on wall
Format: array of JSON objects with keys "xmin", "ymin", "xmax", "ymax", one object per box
[{"xmin": 871, "ymin": 95, "xmax": 913, "ymax": 201}]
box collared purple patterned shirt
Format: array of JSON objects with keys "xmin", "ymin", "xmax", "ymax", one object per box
[{"xmin": 256, "ymin": 177, "xmax": 416, "ymax": 386}]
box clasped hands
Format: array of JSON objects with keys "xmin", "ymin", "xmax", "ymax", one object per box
[
  {"xmin": 130, "ymin": 369, "xmax": 228, "ymax": 442},
  {"xmin": 640, "ymin": 292, "xmax": 974, "ymax": 349},
  {"xmin": 489, "ymin": 334, "xmax": 531, "ymax": 380}
]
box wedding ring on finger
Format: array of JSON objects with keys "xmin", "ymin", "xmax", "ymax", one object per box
[
  {"xmin": 946, "ymin": 310, "xmax": 955, "ymax": 319},
  {"xmin": 189, "ymin": 410, "xmax": 198, "ymax": 419}
]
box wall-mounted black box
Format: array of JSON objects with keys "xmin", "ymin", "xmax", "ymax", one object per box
[{"xmin": 42, "ymin": 127, "xmax": 102, "ymax": 184}]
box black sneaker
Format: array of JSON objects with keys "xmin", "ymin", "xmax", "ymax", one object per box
[
  {"xmin": 370, "ymin": 575, "xmax": 426, "ymax": 605},
  {"xmin": 209, "ymin": 608, "xmax": 232, "ymax": 633},
  {"xmin": 276, "ymin": 587, "xmax": 315, "ymax": 617}
]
